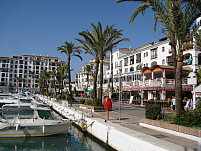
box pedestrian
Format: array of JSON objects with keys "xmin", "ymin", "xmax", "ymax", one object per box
[
  {"xmin": 190, "ymin": 99, "xmax": 193, "ymax": 109},
  {"xmin": 172, "ymin": 97, "xmax": 176, "ymax": 111}
]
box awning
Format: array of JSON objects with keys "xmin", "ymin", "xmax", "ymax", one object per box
[
  {"xmin": 86, "ymin": 89, "xmax": 94, "ymax": 93},
  {"xmin": 122, "ymin": 86, "xmax": 192, "ymax": 91}
]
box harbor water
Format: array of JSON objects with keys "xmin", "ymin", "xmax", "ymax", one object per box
[
  {"xmin": 0, "ymin": 125, "xmax": 108, "ymax": 151},
  {"xmin": 0, "ymin": 95, "xmax": 112, "ymax": 151}
]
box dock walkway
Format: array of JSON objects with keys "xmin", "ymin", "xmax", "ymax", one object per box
[{"xmin": 37, "ymin": 95, "xmax": 200, "ymax": 151}]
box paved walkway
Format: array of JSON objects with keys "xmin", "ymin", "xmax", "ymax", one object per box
[{"xmin": 73, "ymin": 102, "xmax": 199, "ymax": 151}]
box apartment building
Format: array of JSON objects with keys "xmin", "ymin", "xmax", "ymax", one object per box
[
  {"xmin": 75, "ymin": 56, "xmax": 110, "ymax": 92},
  {"xmin": 76, "ymin": 17, "xmax": 201, "ymax": 100},
  {"xmin": 0, "ymin": 55, "xmax": 62, "ymax": 92},
  {"xmin": 75, "ymin": 36, "xmax": 200, "ymax": 100}
]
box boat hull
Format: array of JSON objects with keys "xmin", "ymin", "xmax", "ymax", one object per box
[{"xmin": 0, "ymin": 121, "xmax": 70, "ymax": 137}]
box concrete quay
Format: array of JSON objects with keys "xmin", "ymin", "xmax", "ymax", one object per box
[{"xmin": 37, "ymin": 95, "xmax": 200, "ymax": 151}]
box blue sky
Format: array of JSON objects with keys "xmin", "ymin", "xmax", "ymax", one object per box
[{"xmin": 0, "ymin": 0, "xmax": 164, "ymax": 81}]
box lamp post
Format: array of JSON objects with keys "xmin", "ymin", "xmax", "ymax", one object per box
[
  {"xmin": 187, "ymin": 72, "xmax": 197, "ymax": 110},
  {"xmin": 118, "ymin": 74, "xmax": 122, "ymax": 123}
]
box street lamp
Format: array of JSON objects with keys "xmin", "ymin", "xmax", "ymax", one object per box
[{"xmin": 118, "ymin": 74, "xmax": 122, "ymax": 123}]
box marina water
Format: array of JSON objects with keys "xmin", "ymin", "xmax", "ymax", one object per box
[
  {"xmin": 0, "ymin": 125, "xmax": 107, "ymax": 151},
  {"xmin": 0, "ymin": 95, "xmax": 109, "ymax": 151}
]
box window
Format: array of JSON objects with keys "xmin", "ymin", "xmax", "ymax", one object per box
[
  {"xmin": 146, "ymin": 52, "xmax": 148, "ymax": 57},
  {"xmin": 125, "ymin": 68, "xmax": 128, "ymax": 73},
  {"xmin": 124, "ymin": 58, "xmax": 128, "ymax": 66},
  {"xmin": 130, "ymin": 67, "xmax": 134, "ymax": 72},
  {"xmin": 162, "ymin": 47, "xmax": 165, "ymax": 52},
  {"xmin": 136, "ymin": 53, "xmax": 141, "ymax": 63},
  {"xmin": 119, "ymin": 61, "xmax": 122, "ymax": 67},
  {"xmin": 151, "ymin": 61, "xmax": 157, "ymax": 66},
  {"xmin": 162, "ymin": 59, "xmax": 165, "ymax": 64},
  {"xmin": 136, "ymin": 64, "xmax": 142, "ymax": 70},
  {"xmin": 151, "ymin": 48, "xmax": 157, "ymax": 59},
  {"xmin": 130, "ymin": 56, "xmax": 134, "ymax": 65},
  {"xmin": 115, "ymin": 62, "xmax": 118, "ymax": 69},
  {"xmin": 1, "ymin": 73, "xmax": 5, "ymax": 77}
]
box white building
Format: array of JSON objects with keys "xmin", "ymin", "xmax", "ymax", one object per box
[
  {"xmin": 75, "ymin": 17, "xmax": 201, "ymax": 100},
  {"xmin": 0, "ymin": 55, "xmax": 62, "ymax": 92},
  {"xmin": 75, "ymin": 56, "xmax": 110, "ymax": 92},
  {"xmin": 75, "ymin": 39, "xmax": 200, "ymax": 100}
]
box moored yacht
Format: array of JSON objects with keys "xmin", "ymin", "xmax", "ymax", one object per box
[{"xmin": 0, "ymin": 103, "xmax": 70, "ymax": 137}]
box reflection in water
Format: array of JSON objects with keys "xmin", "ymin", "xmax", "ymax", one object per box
[{"xmin": 0, "ymin": 126, "xmax": 107, "ymax": 151}]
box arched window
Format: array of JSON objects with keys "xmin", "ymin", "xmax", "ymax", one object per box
[
  {"xmin": 130, "ymin": 67, "xmax": 134, "ymax": 72},
  {"xmin": 198, "ymin": 53, "xmax": 201, "ymax": 65},
  {"xmin": 151, "ymin": 61, "xmax": 157, "ymax": 67},
  {"xmin": 183, "ymin": 53, "xmax": 192, "ymax": 65}
]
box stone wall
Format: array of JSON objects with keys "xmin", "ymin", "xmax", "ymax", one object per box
[{"xmin": 140, "ymin": 118, "xmax": 201, "ymax": 138}]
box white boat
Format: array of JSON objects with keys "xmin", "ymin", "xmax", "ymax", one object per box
[
  {"xmin": 0, "ymin": 104, "xmax": 71, "ymax": 137},
  {"xmin": 0, "ymin": 98, "xmax": 19, "ymax": 108}
]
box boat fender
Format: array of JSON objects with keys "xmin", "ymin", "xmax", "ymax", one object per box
[{"xmin": 81, "ymin": 123, "xmax": 87, "ymax": 132}]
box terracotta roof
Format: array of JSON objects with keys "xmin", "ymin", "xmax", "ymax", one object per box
[{"xmin": 141, "ymin": 65, "xmax": 193, "ymax": 73}]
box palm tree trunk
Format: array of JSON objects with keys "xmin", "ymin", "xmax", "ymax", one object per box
[
  {"xmin": 86, "ymin": 74, "xmax": 89, "ymax": 91},
  {"xmin": 68, "ymin": 56, "xmax": 71, "ymax": 95},
  {"xmin": 94, "ymin": 59, "xmax": 100, "ymax": 99},
  {"xmin": 175, "ymin": 52, "xmax": 184, "ymax": 114},
  {"xmin": 58, "ymin": 83, "xmax": 61, "ymax": 96},
  {"xmin": 99, "ymin": 55, "xmax": 104, "ymax": 105},
  {"xmin": 67, "ymin": 55, "xmax": 73, "ymax": 107},
  {"xmin": 171, "ymin": 44, "xmax": 177, "ymax": 80},
  {"xmin": 61, "ymin": 79, "xmax": 63, "ymax": 96},
  {"xmin": 111, "ymin": 50, "xmax": 113, "ymax": 96},
  {"xmin": 54, "ymin": 79, "xmax": 57, "ymax": 96},
  {"xmin": 16, "ymin": 80, "xmax": 18, "ymax": 93}
]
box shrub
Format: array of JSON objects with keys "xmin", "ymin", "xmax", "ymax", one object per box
[
  {"xmin": 80, "ymin": 99, "xmax": 85, "ymax": 104},
  {"xmin": 84, "ymin": 100, "xmax": 92, "ymax": 105},
  {"xmin": 163, "ymin": 113, "xmax": 176, "ymax": 123},
  {"xmin": 145, "ymin": 104, "xmax": 162, "ymax": 120},
  {"xmin": 93, "ymin": 98, "xmax": 100, "ymax": 106},
  {"xmin": 174, "ymin": 109, "xmax": 201, "ymax": 127},
  {"xmin": 61, "ymin": 95, "xmax": 66, "ymax": 100}
]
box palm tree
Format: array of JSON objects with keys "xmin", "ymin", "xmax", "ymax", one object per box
[
  {"xmin": 39, "ymin": 70, "xmax": 51, "ymax": 95},
  {"xmin": 51, "ymin": 68, "xmax": 57, "ymax": 96},
  {"xmin": 84, "ymin": 65, "xmax": 94, "ymax": 91},
  {"xmin": 57, "ymin": 41, "xmax": 82, "ymax": 100},
  {"xmin": 76, "ymin": 22, "xmax": 129, "ymax": 104},
  {"xmin": 29, "ymin": 70, "xmax": 35, "ymax": 92},
  {"xmin": 117, "ymin": 0, "xmax": 201, "ymax": 114},
  {"xmin": 183, "ymin": 0, "xmax": 201, "ymax": 12},
  {"xmin": 56, "ymin": 62, "xmax": 68, "ymax": 97},
  {"xmin": 196, "ymin": 68, "xmax": 201, "ymax": 86},
  {"xmin": 14, "ymin": 77, "xmax": 20, "ymax": 93},
  {"xmin": 194, "ymin": 30, "xmax": 201, "ymax": 50}
]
